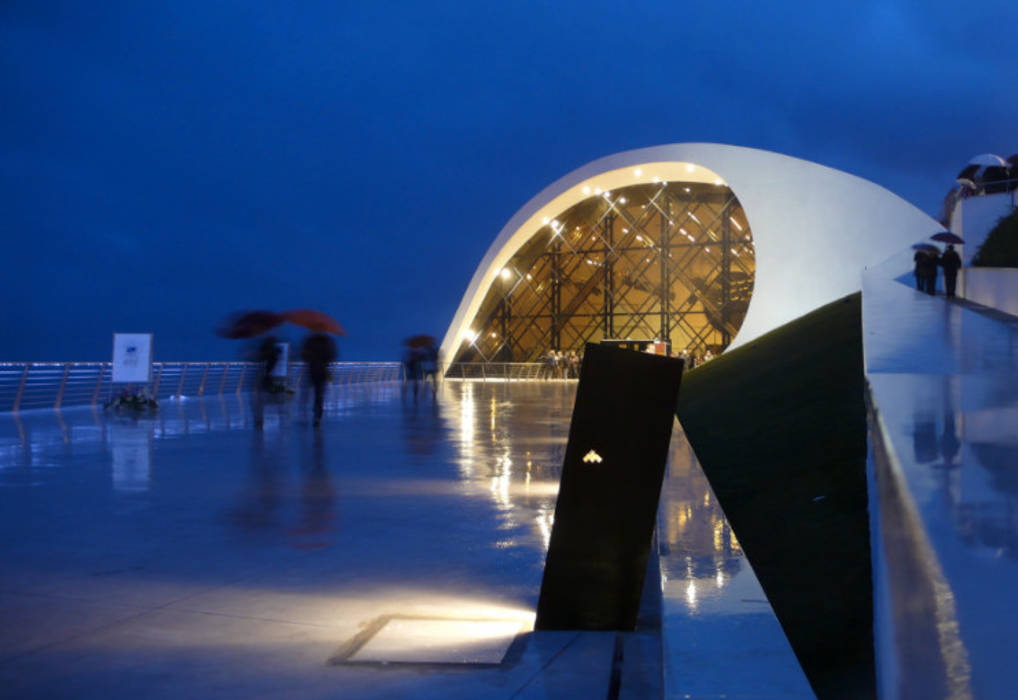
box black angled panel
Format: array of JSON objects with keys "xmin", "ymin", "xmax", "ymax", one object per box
[{"xmin": 536, "ymin": 342, "xmax": 684, "ymax": 630}]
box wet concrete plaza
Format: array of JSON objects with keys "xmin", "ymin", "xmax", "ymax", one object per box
[{"xmin": 0, "ymin": 381, "xmax": 809, "ymax": 698}]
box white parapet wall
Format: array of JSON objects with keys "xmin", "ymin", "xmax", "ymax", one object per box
[
  {"xmin": 962, "ymin": 268, "xmax": 1018, "ymax": 316},
  {"xmin": 951, "ymin": 192, "xmax": 1016, "ymax": 266}
]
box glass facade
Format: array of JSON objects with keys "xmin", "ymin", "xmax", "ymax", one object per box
[{"xmin": 453, "ymin": 181, "xmax": 755, "ymax": 364}]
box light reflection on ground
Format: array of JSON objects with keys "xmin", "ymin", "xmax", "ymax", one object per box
[{"xmin": 0, "ymin": 379, "xmax": 806, "ymax": 697}]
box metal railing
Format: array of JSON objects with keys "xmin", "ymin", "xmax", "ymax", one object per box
[
  {"xmin": 444, "ymin": 362, "xmax": 575, "ymax": 381},
  {"xmin": 0, "ymin": 361, "xmax": 404, "ymax": 413}
]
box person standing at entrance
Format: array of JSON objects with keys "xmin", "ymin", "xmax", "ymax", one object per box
[
  {"xmin": 940, "ymin": 244, "xmax": 962, "ymax": 298},
  {"xmin": 301, "ymin": 332, "xmax": 337, "ymax": 428}
]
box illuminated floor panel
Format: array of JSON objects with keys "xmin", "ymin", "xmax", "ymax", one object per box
[{"xmin": 347, "ymin": 617, "xmax": 522, "ymax": 665}]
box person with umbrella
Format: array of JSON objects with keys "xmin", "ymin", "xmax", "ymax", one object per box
[
  {"xmin": 285, "ymin": 310, "xmax": 344, "ymax": 428},
  {"xmin": 216, "ymin": 310, "xmax": 287, "ymax": 430},
  {"xmin": 914, "ymin": 246, "xmax": 939, "ymax": 295},
  {"xmin": 301, "ymin": 331, "xmax": 337, "ymax": 428},
  {"xmin": 930, "ymin": 232, "xmax": 964, "ymax": 298},
  {"xmin": 913, "ymin": 246, "xmax": 930, "ymax": 291},
  {"xmin": 252, "ymin": 335, "xmax": 282, "ymax": 429},
  {"xmin": 402, "ymin": 334, "xmax": 438, "ymax": 400},
  {"xmin": 940, "ymin": 244, "xmax": 962, "ymax": 298}
]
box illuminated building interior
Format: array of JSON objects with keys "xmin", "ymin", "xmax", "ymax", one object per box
[{"xmin": 452, "ymin": 181, "xmax": 754, "ymax": 364}]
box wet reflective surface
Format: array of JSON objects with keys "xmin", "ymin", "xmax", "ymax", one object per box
[
  {"xmin": 658, "ymin": 425, "xmax": 813, "ymax": 699},
  {"xmin": 0, "ymin": 382, "xmax": 806, "ymax": 697},
  {"xmin": 864, "ymin": 254, "xmax": 1018, "ymax": 699}
]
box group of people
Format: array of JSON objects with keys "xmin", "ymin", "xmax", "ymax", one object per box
[
  {"xmin": 913, "ymin": 244, "xmax": 962, "ymax": 298},
  {"xmin": 676, "ymin": 348, "xmax": 714, "ymax": 370},
  {"xmin": 402, "ymin": 341, "xmax": 440, "ymax": 400},
  {"xmin": 540, "ymin": 345, "xmax": 718, "ymax": 377},
  {"xmin": 253, "ymin": 332, "xmax": 337, "ymax": 429},
  {"xmin": 541, "ymin": 349, "xmax": 581, "ymax": 379}
]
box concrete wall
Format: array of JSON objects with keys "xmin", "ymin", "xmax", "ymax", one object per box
[
  {"xmin": 951, "ymin": 193, "xmax": 1016, "ymax": 266},
  {"xmin": 962, "ymin": 267, "xmax": 1018, "ymax": 316}
]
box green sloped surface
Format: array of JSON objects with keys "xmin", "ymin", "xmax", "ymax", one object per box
[
  {"xmin": 676, "ymin": 293, "xmax": 874, "ymax": 700},
  {"xmin": 972, "ymin": 209, "xmax": 1018, "ymax": 267}
]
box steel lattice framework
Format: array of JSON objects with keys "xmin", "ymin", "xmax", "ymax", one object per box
[{"xmin": 454, "ymin": 182, "xmax": 755, "ymax": 363}]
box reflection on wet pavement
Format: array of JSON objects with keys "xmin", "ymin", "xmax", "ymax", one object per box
[
  {"xmin": 864, "ymin": 252, "xmax": 1018, "ymax": 699},
  {"xmin": 0, "ymin": 383, "xmax": 576, "ymax": 697},
  {"xmin": 0, "ymin": 381, "xmax": 807, "ymax": 697},
  {"xmin": 658, "ymin": 423, "xmax": 814, "ymax": 698}
]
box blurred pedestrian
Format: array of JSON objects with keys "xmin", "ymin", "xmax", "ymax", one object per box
[
  {"xmin": 258, "ymin": 336, "xmax": 282, "ymax": 391},
  {"xmin": 421, "ymin": 342, "xmax": 440, "ymax": 392},
  {"xmin": 301, "ymin": 332, "xmax": 337, "ymax": 428},
  {"xmin": 542, "ymin": 349, "xmax": 555, "ymax": 379},
  {"xmin": 568, "ymin": 350, "xmax": 579, "ymax": 378},
  {"xmin": 252, "ymin": 335, "xmax": 280, "ymax": 429}
]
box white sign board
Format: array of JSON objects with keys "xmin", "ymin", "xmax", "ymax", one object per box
[
  {"xmin": 112, "ymin": 333, "xmax": 153, "ymax": 384},
  {"xmin": 271, "ymin": 342, "xmax": 289, "ymax": 378}
]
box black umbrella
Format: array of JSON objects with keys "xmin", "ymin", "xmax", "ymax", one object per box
[{"xmin": 931, "ymin": 232, "xmax": 964, "ymax": 245}]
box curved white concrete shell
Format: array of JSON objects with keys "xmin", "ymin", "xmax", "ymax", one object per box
[{"xmin": 442, "ymin": 143, "xmax": 939, "ymax": 370}]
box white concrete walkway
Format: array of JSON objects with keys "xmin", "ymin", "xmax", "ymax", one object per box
[{"xmin": 864, "ymin": 251, "xmax": 1018, "ymax": 699}]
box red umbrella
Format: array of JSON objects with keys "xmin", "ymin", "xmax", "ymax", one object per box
[
  {"xmin": 216, "ymin": 310, "xmax": 284, "ymax": 339},
  {"xmin": 931, "ymin": 231, "xmax": 964, "ymax": 245},
  {"xmin": 283, "ymin": 309, "xmax": 346, "ymax": 335}
]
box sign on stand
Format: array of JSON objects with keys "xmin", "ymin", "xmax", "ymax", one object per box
[{"xmin": 112, "ymin": 333, "xmax": 154, "ymax": 384}]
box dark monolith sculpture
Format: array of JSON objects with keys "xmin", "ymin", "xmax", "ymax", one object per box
[{"xmin": 536, "ymin": 342, "xmax": 684, "ymax": 630}]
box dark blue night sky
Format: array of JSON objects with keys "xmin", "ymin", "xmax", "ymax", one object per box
[{"xmin": 2, "ymin": 1, "xmax": 1015, "ymax": 361}]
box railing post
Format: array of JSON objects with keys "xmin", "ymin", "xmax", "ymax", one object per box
[
  {"xmin": 151, "ymin": 363, "xmax": 163, "ymax": 398},
  {"xmin": 92, "ymin": 363, "xmax": 105, "ymax": 406},
  {"xmin": 13, "ymin": 363, "xmax": 30, "ymax": 412},
  {"xmin": 176, "ymin": 363, "xmax": 188, "ymax": 399},
  {"xmin": 54, "ymin": 363, "xmax": 71, "ymax": 410},
  {"xmin": 218, "ymin": 362, "xmax": 230, "ymax": 395},
  {"xmin": 198, "ymin": 363, "xmax": 210, "ymax": 396}
]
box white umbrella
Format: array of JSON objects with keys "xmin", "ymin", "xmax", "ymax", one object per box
[
  {"xmin": 957, "ymin": 154, "xmax": 1011, "ymax": 188},
  {"xmin": 968, "ymin": 153, "xmax": 1008, "ymax": 167}
]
